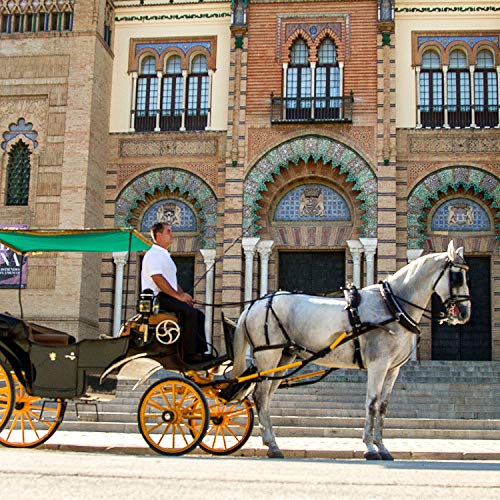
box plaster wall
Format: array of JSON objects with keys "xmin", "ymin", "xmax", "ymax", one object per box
[
  {"xmin": 395, "ymin": 0, "xmax": 500, "ymax": 128},
  {"xmin": 110, "ymin": 4, "xmax": 232, "ymax": 132}
]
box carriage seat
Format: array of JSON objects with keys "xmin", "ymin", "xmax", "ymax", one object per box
[
  {"xmin": 148, "ymin": 311, "xmax": 179, "ymax": 326},
  {"xmin": 28, "ymin": 322, "xmax": 76, "ymax": 346}
]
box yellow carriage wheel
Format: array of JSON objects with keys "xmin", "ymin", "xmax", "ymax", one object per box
[
  {"xmin": 0, "ymin": 374, "xmax": 65, "ymax": 448},
  {"xmin": 197, "ymin": 388, "xmax": 254, "ymax": 456},
  {"xmin": 138, "ymin": 376, "xmax": 209, "ymax": 456},
  {"xmin": 0, "ymin": 360, "xmax": 14, "ymax": 433}
]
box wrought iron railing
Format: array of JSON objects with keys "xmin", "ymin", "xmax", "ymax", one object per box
[
  {"xmin": 270, "ymin": 93, "xmax": 354, "ymax": 123},
  {"xmin": 131, "ymin": 108, "xmax": 209, "ymax": 132},
  {"xmin": 417, "ymin": 104, "xmax": 500, "ymax": 128}
]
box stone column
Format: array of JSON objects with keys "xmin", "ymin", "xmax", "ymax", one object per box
[
  {"xmin": 360, "ymin": 238, "xmax": 378, "ymax": 286},
  {"xmin": 180, "ymin": 69, "xmax": 188, "ymax": 131},
  {"xmin": 242, "ymin": 237, "xmax": 260, "ymax": 302},
  {"xmin": 443, "ymin": 65, "xmax": 449, "ymax": 128},
  {"xmin": 257, "ymin": 240, "xmax": 274, "ymax": 296},
  {"xmin": 469, "ymin": 65, "xmax": 476, "ymax": 128},
  {"xmin": 339, "ymin": 61, "xmax": 344, "ymax": 119},
  {"xmin": 497, "ymin": 66, "xmax": 500, "ymax": 127},
  {"xmin": 310, "ymin": 61, "xmax": 316, "ymax": 119},
  {"xmin": 347, "ymin": 240, "xmax": 364, "ymax": 288},
  {"xmin": 155, "ymin": 70, "xmax": 162, "ymax": 132},
  {"xmin": 129, "ymin": 72, "xmax": 138, "ymax": 132},
  {"xmin": 415, "ymin": 66, "xmax": 421, "ymax": 127},
  {"xmin": 206, "ymin": 69, "xmax": 214, "ymax": 130},
  {"xmin": 112, "ymin": 252, "xmax": 128, "ymax": 337},
  {"xmin": 282, "ymin": 63, "xmax": 288, "ymax": 120},
  {"xmin": 200, "ymin": 249, "xmax": 216, "ymax": 350},
  {"xmin": 407, "ymin": 248, "xmax": 424, "ymax": 360}
]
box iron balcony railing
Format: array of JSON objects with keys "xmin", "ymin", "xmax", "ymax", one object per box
[
  {"xmin": 417, "ymin": 104, "xmax": 500, "ymax": 128},
  {"xmin": 270, "ymin": 93, "xmax": 354, "ymax": 123},
  {"xmin": 131, "ymin": 108, "xmax": 209, "ymax": 132}
]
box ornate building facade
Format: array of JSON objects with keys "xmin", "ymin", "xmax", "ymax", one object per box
[{"xmin": 0, "ymin": 0, "xmax": 498, "ymax": 360}]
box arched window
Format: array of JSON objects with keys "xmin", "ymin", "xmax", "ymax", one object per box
[
  {"xmin": 447, "ymin": 49, "xmax": 471, "ymax": 127},
  {"xmin": 286, "ymin": 38, "xmax": 311, "ymax": 119},
  {"xmin": 419, "ymin": 50, "xmax": 444, "ymax": 127},
  {"xmin": 135, "ymin": 56, "xmax": 158, "ymax": 132},
  {"xmin": 315, "ymin": 38, "xmax": 341, "ymax": 119},
  {"xmin": 186, "ymin": 54, "xmax": 209, "ymax": 131},
  {"xmin": 475, "ymin": 49, "xmax": 498, "ymax": 127},
  {"xmin": 6, "ymin": 141, "xmax": 31, "ymax": 206},
  {"xmin": 161, "ymin": 55, "xmax": 183, "ymax": 131}
]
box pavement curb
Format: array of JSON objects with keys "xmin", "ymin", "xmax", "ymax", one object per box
[{"xmin": 41, "ymin": 443, "xmax": 500, "ymax": 461}]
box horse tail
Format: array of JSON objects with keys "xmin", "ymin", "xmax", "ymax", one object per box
[{"xmin": 232, "ymin": 307, "xmax": 250, "ymax": 377}]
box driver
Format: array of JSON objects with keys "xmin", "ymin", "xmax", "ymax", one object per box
[{"xmin": 141, "ymin": 222, "xmax": 215, "ymax": 364}]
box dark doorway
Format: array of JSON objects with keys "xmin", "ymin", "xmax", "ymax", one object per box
[
  {"xmin": 278, "ymin": 251, "xmax": 345, "ymax": 295},
  {"xmin": 432, "ymin": 256, "xmax": 491, "ymax": 360},
  {"xmin": 172, "ymin": 256, "xmax": 195, "ymax": 294}
]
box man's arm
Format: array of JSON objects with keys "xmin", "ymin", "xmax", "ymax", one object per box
[{"xmin": 151, "ymin": 274, "xmax": 194, "ymax": 306}]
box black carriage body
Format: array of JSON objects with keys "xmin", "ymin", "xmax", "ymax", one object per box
[
  {"xmin": 0, "ymin": 313, "xmax": 130, "ymax": 399},
  {"xmin": 28, "ymin": 338, "xmax": 129, "ymax": 398}
]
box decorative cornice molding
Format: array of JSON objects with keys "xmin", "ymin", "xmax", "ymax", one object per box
[
  {"xmin": 115, "ymin": 12, "xmax": 231, "ymax": 22},
  {"xmin": 395, "ymin": 6, "xmax": 500, "ymax": 13}
]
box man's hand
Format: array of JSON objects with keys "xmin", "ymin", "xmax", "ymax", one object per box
[{"xmin": 179, "ymin": 292, "xmax": 194, "ymax": 307}]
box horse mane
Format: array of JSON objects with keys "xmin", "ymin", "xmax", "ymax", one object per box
[{"xmin": 389, "ymin": 252, "xmax": 446, "ymax": 288}]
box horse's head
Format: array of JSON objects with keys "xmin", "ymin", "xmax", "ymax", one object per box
[{"xmin": 433, "ymin": 241, "xmax": 471, "ymax": 325}]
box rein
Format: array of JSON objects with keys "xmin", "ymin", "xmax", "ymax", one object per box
[{"xmin": 380, "ymin": 259, "xmax": 471, "ymax": 326}]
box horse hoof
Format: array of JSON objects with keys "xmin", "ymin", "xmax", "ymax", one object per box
[
  {"xmin": 364, "ymin": 451, "xmax": 382, "ymax": 460},
  {"xmin": 378, "ymin": 451, "xmax": 394, "ymax": 461},
  {"xmin": 267, "ymin": 448, "xmax": 285, "ymax": 459}
]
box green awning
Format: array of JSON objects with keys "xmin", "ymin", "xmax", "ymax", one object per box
[{"xmin": 0, "ymin": 228, "xmax": 151, "ymax": 254}]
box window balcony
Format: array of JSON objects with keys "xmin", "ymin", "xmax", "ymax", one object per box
[
  {"xmin": 270, "ymin": 93, "xmax": 354, "ymax": 124},
  {"xmin": 417, "ymin": 104, "xmax": 500, "ymax": 129},
  {"xmin": 131, "ymin": 108, "xmax": 209, "ymax": 132}
]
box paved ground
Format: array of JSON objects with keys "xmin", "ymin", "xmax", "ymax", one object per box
[{"xmin": 42, "ymin": 432, "xmax": 500, "ymax": 460}]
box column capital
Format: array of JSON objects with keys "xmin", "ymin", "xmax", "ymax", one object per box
[
  {"xmin": 347, "ymin": 239, "xmax": 364, "ymax": 253},
  {"xmin": 407, "ymin": 248, "xmax": 424, "ymax": 262},
  {"xmin": 359, "ymin": 238, "xmax": 378, "ymax": 255},
  {"xmin": 112, "ymin": 252, "xmax": 128, "ymax": 266},
  {"xmin": 257, "ymin": 239, "xmax": 274, "ymax": 257},
  {"xmin": 131, "ymin": 72, "xmax": 138, "ymax": 80},
  {"xmin": 200, "ymin": 248, "xmax": 216, "ymax": 267},
  {"xmin": 242, "ymin": 237, "xmax": 260, "ymax": 256}
]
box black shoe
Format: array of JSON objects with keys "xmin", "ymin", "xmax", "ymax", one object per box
[{"xmin": 184, "ymin": 353, "xmax": 217, "ymax": 365}]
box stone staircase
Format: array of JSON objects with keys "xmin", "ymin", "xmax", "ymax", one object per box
[{"xmin": 59, "ymin": 361, "xmax": 500, "ymax": 440}]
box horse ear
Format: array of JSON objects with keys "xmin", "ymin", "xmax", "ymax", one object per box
[
  {"xmin": 447, "ymin": 240, "xmax": 456, "ymax": 260},
  {"xmin": 457, "ymin": 247, "xmax": 464, "ymax": 259}
]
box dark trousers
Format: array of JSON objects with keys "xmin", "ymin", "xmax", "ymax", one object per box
[{"xmin": 157, "ymin": 293, "xmax": 207, "ymax": 356}]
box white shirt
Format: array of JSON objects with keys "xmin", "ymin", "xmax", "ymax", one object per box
[{"xmin": 141, "ymin": 244, "xmax": 178, "ymax": 295}]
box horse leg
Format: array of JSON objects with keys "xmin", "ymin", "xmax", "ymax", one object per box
[
  {"xmin": 373, "ymin": 365, "xmax": 400, "ymax": 461},
  {"xmin": 253, "ymin": 351, "xmax": 296, "ymax": 459},
  {"xmin": 363, "ymin": 362, "xmax": 390, "ymax": 460}
]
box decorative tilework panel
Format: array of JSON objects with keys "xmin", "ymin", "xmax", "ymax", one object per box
[
  {"xmin": 274, "ymin": 184, "xmax": 351, "ymax": 221},
  {"xmin": 141, "ymin": 199, "xmax": 197, "ymax": 232},
  {"xmin": 431, "ymin": 199, "xmax": 490, "ymax": 231}
]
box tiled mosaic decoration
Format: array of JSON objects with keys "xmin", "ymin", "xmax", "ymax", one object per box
[
  {"xmin": 243, "ymin": 135, "xmax": 377, "ymax": 236},
  {"xmin": 407, "ymin": 167, "xmax": 500, "ymax": 248},
  {"xmin": 140, "ymin": 199, "xmax": 197, "ymax": 232},
  {"xmin": 1, "ymin": 118, "xmax": 38, "ymax": 151},
  {"xmin": 115, "ymin": 168, "xmax": 217, "ymax": 248},
  {"xmin": 274, "ymin": 184, "xmax": 351, "ymax": 221},
  {"xmin": 431, "ymin": 198, "xmax": 490, "ymax": 232}
]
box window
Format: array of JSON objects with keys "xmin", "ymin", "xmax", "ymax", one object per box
[
  {"xmin": 315, "ymin": 39, "xmax": 341, "ymax": 119},
  {"xmin": 475, "ymin": 50, "xmax": 498, "ymax": 127},
  {"xmin": 135, "ymin": 56, "xmax": 158, "ymax": 132},
  {"xmin": 286, "ymin": 38, "xmax": 311, "ymax": 120},
  {"xmin": 6, "ymin": 141, "xmax": 31, "ymax": 206},
  {"xmin": 62, "ymin": 11, "xmax": 71, "ymax": 31},
  {"xmin": 38, "ymin": 12, "xmax": 46, "ymax": 32},
  {"xmin": 419, "ymin": 50, "xmax": 444, "ymax": 128},
  {"xmin": 161, "ymin": 55, "xmax": 183, "ymax": 131},
  {"xmin": 186, "ymin": 54, "xmax": 209, "ymax": 131},
  {"xmin": 447, "ymin": 50, "xmax": 471, "ymax": 127}
]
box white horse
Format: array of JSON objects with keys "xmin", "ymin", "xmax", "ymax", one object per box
[{"xmin": 232, "ymin": 241, "xmax": 471, "ymax": 460}]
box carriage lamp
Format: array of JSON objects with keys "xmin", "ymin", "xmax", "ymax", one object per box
[{"xmin": 137, "ymin": 289, "xmax": 155, "ymax": 314}]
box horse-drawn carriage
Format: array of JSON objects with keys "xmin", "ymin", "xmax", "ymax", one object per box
[
  {"xmin": 0, "ymin": 229, "xmax": 472, "ymax": 460},
  {"xmin": 0, "ymin": 228, "xmax": 254, "ymax": 456}
]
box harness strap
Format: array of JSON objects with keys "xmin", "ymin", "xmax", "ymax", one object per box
[
  {"xmin": 352, "ymin": 337, "xmax": 365, "ymax": 369},
  {"xmin": 254, "ymin": 343, "xmax": 291, "ymax": 353},
  {"xmin": 379, "ymin": 281, "xmax": 421, "ymax": 335}
]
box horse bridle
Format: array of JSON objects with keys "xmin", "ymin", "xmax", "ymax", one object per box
[
  {"xmin": 388, "ymin": 258, "xmax": 471, "ymax": 325},
  {"xmin": 432, "ymin": 259, "xmax": 471, "ymax": 313}
]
